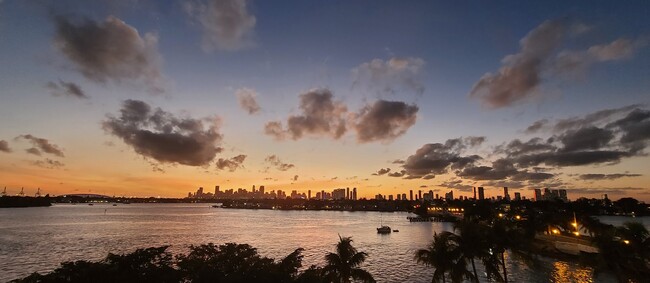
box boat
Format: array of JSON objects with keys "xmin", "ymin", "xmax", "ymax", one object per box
[
  {"xmin": 377, "ymin": 226, "xmax": 391, "ymax": 234},
  {"xmin": 112, "ymin": 204, "xmax": 117, "ymax": 206},
  {"xmin": 393, "ymin": 229, "xmax": 399, "ymax": 232},
  {"xmin": 376, "ymin": 217, "xmax": 391, "ymax": 234}
]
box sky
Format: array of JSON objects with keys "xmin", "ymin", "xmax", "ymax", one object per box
[{"xmin": 0, "ymin": 0, "xmax": 649, "ymax": 201}]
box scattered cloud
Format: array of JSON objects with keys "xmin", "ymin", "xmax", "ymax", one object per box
[
  {"xmin": 470, "ymin": 18, "xmax": 645, "ymax": 109},
  {"xmin": 400, "ymin": 137, "xmax": 485, "ymax": 179},
  {"xmin": 387, "ymin": 170, "xmax": 406, "ymax": 177},
  {"xmin": 439, "ymin": 179, "xmax": 474, "ymax": 192},
  {"xmin": 31, "ymin": 158, "xmax": 65, "ymax": 169},
  {"xmin": 184, "ymin": 0, "xmax": 256, "ymax": 51},
  {"xmin": 215, "ymin": 154, "xmax": 247, "ymax": 171},
  {"xmin": 46, "ymin": 80, "xmax": 88, "ymax": 99},
  {"xmin": 470, "ymin": 19, "xmax": 567, "ymax": 108},
  {"xmin": 352, "ymin": 57, "xmax": 425, "ymax": 96},
  {"xmin": 16, "ymin": 134, "xmax": 65, "ymax": 157},
  {"xmin": 372, "ymin": 168, "xmax": 391, "ymax": 176},
  {"xmin": 554, "ymin": 38, "xmax": 644, "ymax": 75},
  {"xmin": 354, "ymin": 100, "xmax": 418, "ymax": 143},
  {"xmin": 525, "ymin": 119, "xmax": 548, "ymax": 134},
  {"xmin": 567, "ymin": 187, "xmax": 649, "ymax": 195},
  {"xmin": 264, "ymin": 88, "xmax": 347, "ymax": 140},
  {"xmin": 293, "ymin": 175, "xmax": 299, "ymax": 181},
  {"xmin": 103, "ymin": 99, "xmax": 223, "ymax": 166},
  {"xmin": 235, "ymin": 87, "xmax": 261, "ymax": 114},
  {"xmin": 264, "ymin": 155, "xmax": 294, "ymax": 171},
  {"xmin": 0, "ymin": 140, "xmax": 11, "ymax": 153},
  {"xmin": 578, "ymin": 173, "xmax": 642, "ymax": 181},
  {"xmin": 53, "ymin": 15, "xmax": 165, "ymax": 93}
]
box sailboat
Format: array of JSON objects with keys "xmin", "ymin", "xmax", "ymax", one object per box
[{"xmin": 377, "ymin": 216, "xmax": 391, "ymax": 234}]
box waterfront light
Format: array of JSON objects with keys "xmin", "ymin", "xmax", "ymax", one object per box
[
  {"xmin": 552, "ymin": 229, "xmax": 560, "ymax": 234},
  {"xmin": 623, "ymin": 240, "xmax": 630, "ymax": 245},
  {"xmin": 515, "ymin": 215, "xmax": 521, "ymax": 220},
  {"xmin": 573, "ymin": 231, "xmax": 580, "ymax": 236}
]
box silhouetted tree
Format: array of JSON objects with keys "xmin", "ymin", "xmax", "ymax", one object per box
[
  {"xmin": 322, "ymin": 236, "xmax": 375, "ymax": 283},
  {"xmin": 414, "ymin": 232, "xmax": 462, "ymax": 283}
]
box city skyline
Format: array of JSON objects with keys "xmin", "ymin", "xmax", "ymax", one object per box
[{"xmin": 0, "ymin": 0, "xmax": 649, "ymax": 201}]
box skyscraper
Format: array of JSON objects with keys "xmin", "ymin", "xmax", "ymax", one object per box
[
  {"xmin": 534, "ymin": 189, "xmax": 542, "ymax": 201},
  {"xmin": 473, "ymin": 187, "xmax": 477, "ymax": 200},
  {"xmin": 308, "ymin": 190, "xmax": 311, "ymax": 200},
  {"xmin": 514, "ymin": 192, "xmax": 521, "ymax": 201},
  {"xmin": 478, "ymin": 187, "xmax": 484, "ymax": 200},
  {"xmin": 346, "ymin": 187, "xmax": 350, "ymax": 200},
  {"xmin": 409, "ymin": 190, "xmax": 413, "ymax": 201},
  {"xmin": 352, "ymin": 187, "xmax": 357, "ymax": 200},
  {"xmin": 503, "ymin": 187, "xmax": 510, "ymax": 201}
]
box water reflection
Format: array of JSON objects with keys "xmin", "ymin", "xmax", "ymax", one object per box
[{"xmin": 0, "ymin": 204, "xmax": 632, "ymax": 282}]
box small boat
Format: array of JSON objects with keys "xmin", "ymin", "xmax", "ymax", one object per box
[
  {"xmin": 393, "ymin": 229, "xmax": 399, "ymax": 232},
  {"xmin": 88, "ymin": 203, "xmax": 94, "ymax": 206},
  {"xmin": 377, "ymin": 226, "xmax": 391, "ymax": 234},
  {"xmin": 112, "ymin": 204, "xmax": 117, "ymax": 206}
]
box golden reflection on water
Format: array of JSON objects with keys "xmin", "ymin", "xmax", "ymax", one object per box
[{"xmin": 551, "ymin": 261, "xmax": 593, "ymax": 283}]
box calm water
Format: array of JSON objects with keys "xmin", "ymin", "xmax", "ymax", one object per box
[{"xmin": 0, "ymin": 204, "xmax": 644, "ymax": 282}]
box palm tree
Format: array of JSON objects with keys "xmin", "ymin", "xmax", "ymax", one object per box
[
  {"xmin": 414, "ymin": 232, "xmax": 461, "ymax": 283},
  {"xmin": 322, "ymin": 236, "xmax": 375, "ymax": 283},
  {"xmin": 452, "ymin": 220, "xmax": 489, "ymax": 283}
]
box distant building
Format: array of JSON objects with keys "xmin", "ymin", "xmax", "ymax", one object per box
[
  {"xmin": 534, "ymin": 189, "xmax": 542, "ymax": 201},
  {"xmin": 445, "ymin": 190, "xmax": 454, "ymax": 200},
  {"xmin": 308, "ymin": 190, "xmax": 311, "ymax": 200},
  {"xmin": 514, "ymin": 192, "xmax": 521, "ymax": 201},
  {"xmin": 352, "ymin": 188, "xmax": 357, "ymax": 200},
  {"xmin": 473, "ymin": 187, "xmax": 477, "ymax": 200},
  {"xmin": 478, "ymin": 187, "xmax": 485, "ymax": 200},
  {"xmin": 409, "ymin": 190, "xmax": 413, "ymax": 201},
  {"xmin": 388, "ymin": 195, "xmax": 394, "ymax": 201},
  {"xmin": 559, "ymin": 189, "xmax": 568, "ymax": 202},
  {"xmin": 401, "ymin": 193, "xmax": 407, "ymax": 201},
  {"xmin": 503, "ymin": 187, "xmax": 510, "ymax": 201}
]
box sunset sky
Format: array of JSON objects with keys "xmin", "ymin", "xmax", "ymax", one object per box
[{"xmin": 0, "ymin": 0, "xmax": 649, "ymax": 201}]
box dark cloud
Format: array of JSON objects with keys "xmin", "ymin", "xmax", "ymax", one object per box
[
  {"xmin": 578, "ymin": 173, "xmax": 642, "ymax": 181},
  {"xmin": 480, "ymin": 180, "xmax": 526, "ymax": 189},
  {"xmin": 46, "ymin": 80, "xmax": 88, "ymax": 99},
  {"xmin": 372, "ymin": 168, "xmax": 391, "ymax": 176},
  {"xmin": 31, "ymin": 159, "xmax": 65, "ymax": 169},
  {"xmin": 53, "ymin": 15, "xmax": 164, "ymax": 93},
  {"xmin": 17, "ymin": 135, "xmax": 65, "ymax": 157},
  {"xmin": 352, "ymin": 57, "xmax": 425, "ymax": 96},
  {"xmin": 609, "ymin": 108, "xmax": 650, "ymax": 149},
  {"xmin": 511, "ymin": 171, "xmax": 555, "ymax": 183},
  {"xmin": 264, "ymin": 88, "xmax": 347, "ymax": 140},
  {"xmin": 235, "ymin": 88, "xmax": 261, "ymax": 114},
  {"xmin": 553, "ymin": 104, "xmax": 642, "ymax": 132},
  {"xmin": 264, "ymin": 155, "xmax": 294, "ymax": 171},
  {"xmin": 391, "ymin": 159, "xmax": 405, "ymax": 164},
  {"xmin": 558, "ymin": 126, "xmax": 614, "ymax": 152},
  {"xmin": 439, "ymin": 179, "xmax": 474, "ymax": 192},
  {"xmin": 567, "ymin": 187, "xmax": 648, "ymax": 195},
  {"xmin": 354, "ymin": 100, "xmax": 418, "ymax": 143},
  {"xmin": 525, "ymin": 119, "xmax": 548, "ymax": 134},
  {"xmin": 293, "ymin": 175, "xmax": 299, "ymax": 181},
  {"xmin": 400, "ymin": 137, "xmax": 485, "ymax": 179},
  {"xmin": 215, "ymin": 154, "xmax": 247, "ymax": 171},
  {"xmin": 457, "ymin": 159, "xmax": 518, "ymax": 180},
  {"xmin": 103, "ymin": 99, "xmax": 223, "ymax": 166},
  {"xmin": 470, "ymin": 19, "xmax": 567, "ymax": 108},
  {"xmin": 388, "ymin": 170, "xmax": 406, "ymax": 177},
  {"xmin": 184, "ymin": 0, "xmax": 256, "ymax": 51},
  {"xmin": 0, "ymin": 140, "xmax": 11, "ymax": 153}
]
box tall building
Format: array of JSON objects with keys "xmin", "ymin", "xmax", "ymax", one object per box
[
  {"xmin": 409, "ymin": 190, "xmax": 413, "ymax": 201},
  {"xmin": 346, "ymin": 187, "xmax": 350, "ymax": 200},
  {"xmin": 401, "ymin": 193, "xmax": 407, "ymax": 201},
  {"xmin": 352, "ymin": 188, "xmax": 357, "ymax": 200},
  {"xmin": 534, "ymin": 189, "xmax": 542, "ymax": 201},
  {"xmin": 559, "ymin": 189, "xmax": 568, "ymax": 202},
  {"xmin": 259, "ymin": 186, "xmax": 265, "ymax": 195},
  {"xmin": 445, "ymin": 190, "xmax": 453, "ymax": 200},
  {"xmin": 514, "ymin": 192, "xmax": 521, "ymax": 201},
  {"xmin": 478, "ymin": 187, "xmax": 485, "ymax": 200},
  {"xmin": 473, "ymin": 187, "xmax": 477, "ymax": 200},
  {"xmin": 418, "ymin": 190, "xmax": 422, "ymax": 200},
  {"xmin": 214, "ymin": 186, "xmax": 220, "ymax": 196},
  {"xmin": 308, "ymin": 190, "xmax": 311, "ymax": 200},
  {"xmin": 503, "ymin": 187, "xmax": 510, "ymax": 201}
]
